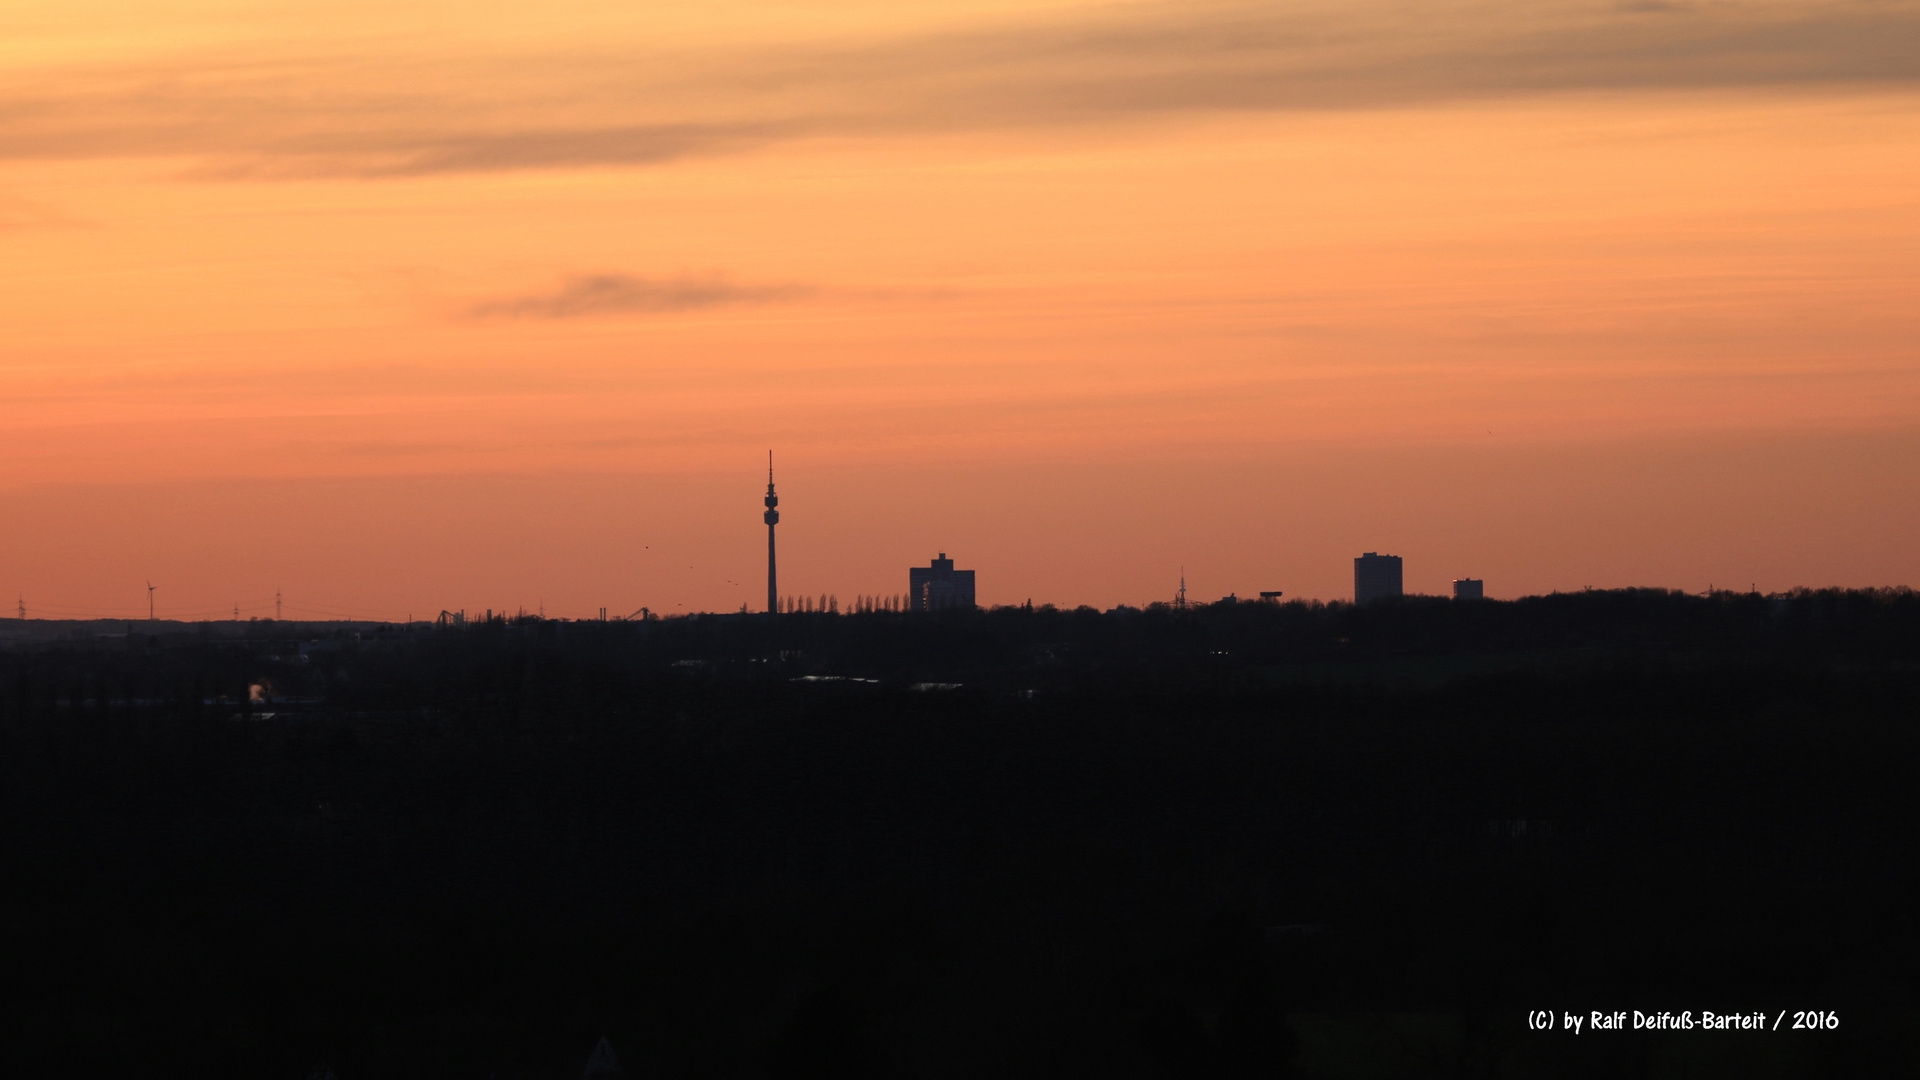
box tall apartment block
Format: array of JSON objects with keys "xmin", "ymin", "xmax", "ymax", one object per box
[
  {"xmin": 1452, "ymin": 578, "xmax": 1484, "ymax": 600},
  {"xmin": 1354, "ymin": 553, "xmax": 1404, "ymax": 604},
  {"xmin": 910, "ymin": 553, "xmax": 976, "ymax": 611}
]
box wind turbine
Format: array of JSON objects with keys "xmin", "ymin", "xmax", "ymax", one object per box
[{"xmin": 146, "ymin": 580, "xmax": 157, "ymax": 621}]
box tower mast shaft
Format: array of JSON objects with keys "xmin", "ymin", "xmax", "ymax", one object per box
[{"xmin": 764, "ymin": 452, "xmax": 780, "ymax": 613}]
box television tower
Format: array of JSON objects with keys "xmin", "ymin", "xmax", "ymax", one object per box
[{"xmin": 763, "ymin": 452, "xmax": 779, "ymax": 614}]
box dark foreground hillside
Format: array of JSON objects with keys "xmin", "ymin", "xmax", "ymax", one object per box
[{"xmin": 1, "ymin": 589, "xmax": 1916, "ymax": 1078}]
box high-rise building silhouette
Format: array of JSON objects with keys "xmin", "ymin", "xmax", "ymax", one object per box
[
  {"xmin": 1452, "ymin": 578, "xmax": 1484, "ymax": 600},
  {"xmin": 1353, "ymin": 553, "xmax": 1403, "ymax": 604},
  {"xmin": 909, "ymin": 553, "xmax": 975, "ymax": 611},
  {"xmin": 763, "ymin": 453, "xmax": 780, "ymax": 614}
]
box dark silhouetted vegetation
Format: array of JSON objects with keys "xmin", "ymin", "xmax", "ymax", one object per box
[{"xmin": 1, "ymin": 588, "xmax": 1916, "ymax": 1077}]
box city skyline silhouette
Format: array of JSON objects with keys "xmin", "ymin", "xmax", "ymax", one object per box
[
  {"xmin": 6, "ymin": 433, "xmax": 1917, "ymax": 622},
  {"xmin": 6, "ymin": 2, "xmax": 1918, "ymax": 1074}
]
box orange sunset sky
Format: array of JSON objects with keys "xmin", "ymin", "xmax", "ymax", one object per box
[{"xmin": 3, "ymin": 0, "xmax": 1917, "ymax": 619}]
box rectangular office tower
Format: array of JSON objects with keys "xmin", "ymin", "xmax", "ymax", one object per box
[
  {"xmin": 1453, "ymin": 578, "xmax": 1485, "ymax": 600},
  {"xmin": 910, "ymin": 552, "xmax": 976, "ymax": 610},
  {"xmin": 1354, "ymin": 553, "xmax": 1403, "ymax": 604}
]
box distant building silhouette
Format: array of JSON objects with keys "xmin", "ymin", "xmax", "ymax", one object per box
[
  {"xmin": 1354, "ymin": 553, "xmax": 1403, "ymax": 604},
  {"xmin": 910, "ymin": 553, "xmax": 976, "ymax": 611},
  {"xmin": 1453, "ymin": 578, "xmax": 1484, "ymax": 600}
]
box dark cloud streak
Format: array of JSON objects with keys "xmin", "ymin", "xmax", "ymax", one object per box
[
  {"xmin": 468, "ymin": 274, "xmax": 805, "ymax": 319},
  {"xmin": 2, "ymin": 1, "xmax": 1917, "ymax": 177},
  {"xmin": 203, "ymin": 121, "xmax": 798, "ymax": 179}
]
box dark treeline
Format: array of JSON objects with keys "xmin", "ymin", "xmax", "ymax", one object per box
[{"xmin": 0, "ymin": 589, "xmax": 1915, "ymax": 1078}]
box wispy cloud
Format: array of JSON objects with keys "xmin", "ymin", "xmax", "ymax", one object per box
[
  {"xmin": 187, "ymin": 122, "xmax": 795, "ymax": 180},
  {"xmin": 467, "ymin": 274, "xmax": 805, "ymax": 319},
  {"xmin": 0, "ymin": 193, "xmax": 82, "ymax": 229},
  {"xmin": 3, "ymin": 1, "xmax": 1917, "ymax": 178}
]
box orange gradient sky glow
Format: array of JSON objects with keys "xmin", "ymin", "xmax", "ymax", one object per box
[{"xmin": 4, "ymin": 0, "xmax": 1918, "ymax": 618}]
